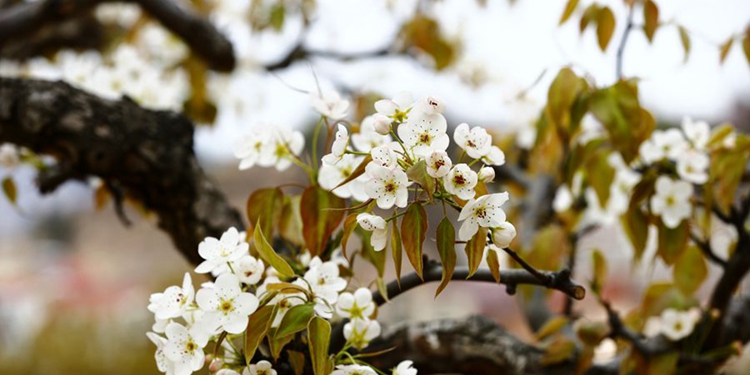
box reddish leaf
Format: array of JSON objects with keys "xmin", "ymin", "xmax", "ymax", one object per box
[
  {"xmin": 401, "ymin": 203, "xmax": 427, "ymax": 279},
  {"xmin": 301, "ymin": 186, "xmax": 346, "ymax": 257},
  {"xmin": 435, "ymin": 218, "xmax": 456, "ymax": 297}
]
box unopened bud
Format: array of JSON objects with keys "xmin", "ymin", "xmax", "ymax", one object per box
[
  {"xmin": 492, "ymin": 222, "xmax": 517, "ymax": 248},
  {"xmin": 478, "ymin": 166, "xmax": 495, "ymax": 183},
  {"xmin": 208, "ymin": 358, "xmax": 224, "ymax": 373},
  {"xmin": 372, "ymin": 114, "xmax": 391, "ymax": 135}
]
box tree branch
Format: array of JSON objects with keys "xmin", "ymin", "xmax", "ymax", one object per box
[
  {"xmin": 0, "ymin": 77, "xmax": 243, "ymax": 266},
  {"xmin": 615, "ymin": 4, "xmax": 635, "ymax": 80},
  {"xmin": 371, "ymin": 258, "xmax": 585, "ymax": 306},
  {"xmin": 0, "ymin": 0, "xmax": 235, "ymax": 71}
]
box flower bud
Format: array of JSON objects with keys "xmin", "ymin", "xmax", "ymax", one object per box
[
  {"xmin": 208, "ymin": 358, "xmax": 224, "ymax": 373},
  {"xmin": 478, "ymin": 166, "xmax": 495, "ymax": 182},
  {"xmin": 372, "ymin": 114, "xmax": 391, "ymax": 135},
  {"xmin": 492, "ymin": 222, "xmax": 516, "ymax": 248},
  {"xmin": 0, "ymin": 144, "xmax": 19, "ymax": 169}
]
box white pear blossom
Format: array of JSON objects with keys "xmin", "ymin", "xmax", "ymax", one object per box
[
  {"xmin": 0, "ymin": 144, "xmax": 19, "ymax": 169},
  {"xmin": 311, "ymin": 91, "xmax": 349, "ymax": 120},
  {"xmin": 195, "ymin": 227, "xmax": 249, "ymax": 274},
  {"xmin": 639, "ymin": 129, "xmax": 689, "ymax": 164},
  {"xmin": 258, "ymin": 127, "xmax": 305, "ymax": 172},
  {"xmin": 331, "ymin": 364, "xmax": 378, "ymax": 375},
  {"xmin": 163, "ymin": 322, "xmax": 209, "ymax": 375},
  {"xmin": 491, "ymin": 222, "xmax": 516, "ymax": 248},
  {"xmin": 246, "ymin": 360, "xmax": 277, "ymax": 375},
  {"xmin": 482, "ymin": 146, "xmax": 506, "ymax": 166},
  {"xmin": 393, "ymin": 361, "xmax": 418, "ymax": 375},
  {"xmin": 478, "ymin": 166, "xmax": 495, "ymax": 182},
  {"xmin": 234, "ymin": 130, "xmax": 271, "ymax": 170},
  {"xmin": 676, "ymin": 150, "xmax": 709, "ymax": 184},
  {"xmin": 233, "ymin": 255, "xmax": 265, "ymax": 285},
  {"xmin": 216, "ymin": 370, "xmax": 240, "ymax": 375},
  {"xmin": 644, "ymin": 308, "xmax": 701, "ymax": 341},
  {"xmin": 356, "ymin": 213, "xmax": 388, "ymax": 251},
  {"xmin": 336, "ymin": 287, "xmax": 376, "ymax": 319},
  {"xmin": 303, "ymin": 257, "xmax": 347, "ymax": 318},
  {"xmin": 453, "ymin": 123, "xmax": 492, "ymax": 159},
  {"xmin": 370, "ymin": 145, "xmax": 398, "ymax": 169},
  {"xmin": 195, "ymin": 273, "xmax": 259, "ymax": 334},
  {"xmin": 153, "ymin": 316, "xmax": 169, "ymax": 333},
  {"xmin": 444, "ymin": 164, "xmax": 478, "ymax": 201},
  {"xmin": 147, "ymin": 332, "xmax": 176, "ymax": 375},
  {"xmin": 375, "ymin": 91, "xmax": 413, "ymax": 121},
  {"xmin": 457, "ymin": 192, "xmax": 510, "ymax": 241},
  {"xmin": 425, "ymin": 150, "xmax": 452, "ymax": 178},
  {"xmin": 414, "ymin": 96, "xmax": 444, "ymax": 115},
  {"xmin": 343, "ymin": 318, "xmax": 381, "ymax": 350},
  {"xmin": 319, "ymin": 154, "xmax": 369, "ymax": 201},
  {"xmin": 352, "ymin": 115, "xmax": 392, "ymax": 152},
  {"xmin": 606, "ymin": 166, "xmax": 640, "ymax": 216},
  {"xmin": 398, "ymin": 111, "xmax": 449, "ymax": 158},
  {"xmin": 553, "ymin": 185, "xmax": 575, "ymax": 213},
  {"xmin": 681, "ymin": 117, "xmax": 710, "ymax": 150},
  {"xmin": 650, "ymin": 176, "xmax": 692, "ymax": 228},
  {"xmin": 148, "ymin": 273, "xmax": 195, "ymax": 320},
  {"xmin": 365, "ymin": 165, "xmax": 410, "ymax": 209},
  {"xmin": 322, "ymin": 124, "xmax": 349, "ymax": 165}
]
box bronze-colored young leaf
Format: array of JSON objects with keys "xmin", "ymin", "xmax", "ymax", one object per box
[
  {"xmin": 340, "ymin": 213, "xmax": 359, "ymax": 261},
  {"xmin": 576, "ymin": 321, "xmax": 609, "ymax": 347},
  {"xmin": 596, "ymin": 7, "xmax": 615, "ymax": 51},
  {"xmin": 536, "ymin": 316, "xmax": 570, "ymax": 341},
  {"xmin": 2, "ymin": 177, "xmax": 16, "ymax": 204},
  {"xmin": 94, "ymin": 184, "xmax": 110, "ymax": 211},
  {"xmin": 673, "ymin": 245, "xmax": 707, "ymax": 295},
  {"xmin": 435, "ymin": 218, "xmax": 456, "ymax": 297},
  {"xmin": 657, "ymin": 220, "xmax": 689, "ymax": 265},
  {"xmin": 589, "ymin": 80, "xmax": 646, "ymax": 163},
  {"xmin": 486, "ymin": 249, "xmax": 501, "ymax": 283},
  {"xmin": 331, "ymin": 154, "xmax": 372, "ymax": 193},
  {"xmin": 301, "ymin": 186, "xmax": 346, "ymax": 257},
  {"xmin": 254, "ymin": 222, "xmax": 295, "ymax": 278},
  {"xmin": 308, "ymin": 316, "xmax": 333, "ymax": 375},
  {"xmin": 678, "ymin": 25, "xmax": 691, "ymax": 62},
  {"xmin": 244, "ymin": 304, "xmax": 277, "ymax": 364},
  {"xmin": 406, "ymin": 160, "xmax": 436, "ymax": 201},
  {"xmin": 287, "ymin": 350, "xmax": 306, "ymax": 375},
  {"xmin": 465, "ymin": 227, "xmax": 488, "ymax": 278},
  {"xmin": 247, "ymin": 187, "xmax": 284, "ymax": 240},
  {"xmin": 579, "ymin": 4, "xmax": 601, "ymax": 33},
  {"xmin": 643, "ymin": 0, "xmax": 659, "ymax": 43},
  {"xmin": 719, "ymin": 37, "xmax": 734, "ymax": 64},
  {"xmin": 621, "ymin": 205, "xmax": 649, "ymax": 260},
  {"xmin": 585, "ymin": 150, "xmax": 616, "ymax": 206},
  {"xmin": 541, "ymin": 336, "xmax": 576, "ymax": 366},
  {"xmin": 269, "ymin": 4, "xmax": 285, "ymax": 31},
  {"xmin": 391, "ymin": 220, "xmax": 403, "ymax": 284},
  {"xmin": 546, "ymin": 68, "xmax": 587, "ymax": 137},
  {"xmin": 559, "ymin": 0, "xmax": 579, "ymax": 25},
  {"xmin": 275, "ymin": 303, "xmax": 315, "ymax": 339},
  {"xmin": 279, "ymin": 195, "xmax": 305, "ymax": 248},
  {"xmin": 268, "ymin": 328, "xmax": 295, "ymax": 360},
  {"xmin": 591, "ymin": 249, "xmax": 607, "ymax": 294},
  {"xmin": 640, "ymin": 282, "xmax": 691, "ymax": 317},
  {"xmin": 401, "ymin": 202, "xmax": 428, "ymax": 279},
  {"xmin": 646, "ymin": 352, "xmax": 679, "ymax": 375}
]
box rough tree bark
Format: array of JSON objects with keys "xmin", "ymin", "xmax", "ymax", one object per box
[{"xmin": 0, "ymin": 77, "xmax": 243, "ymax": 265}]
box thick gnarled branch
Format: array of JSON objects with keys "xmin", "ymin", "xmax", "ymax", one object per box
[{"xmin": 0, "ymin": 77, "xmax": 243, "ymax": 265}]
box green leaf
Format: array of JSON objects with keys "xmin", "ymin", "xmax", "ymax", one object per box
[
  {"xmin": 585, "ymin": 150, "xmax": 616, "ymax": 206},
  {"xmin": 269, "ymin": 4, "xmax": 285, "ymax": 31},
  {"xmin": 673, "ymin": 245, "xmax": 707, "ymax": 295},
  {"xmin": 591, "ymin": 249, "xmax": 607, "ymax": 294},
  {"xmin": 589, "ymin": 80, "xmax": 651, "ymax": 163},
  {"xmin": 743, "ymin": 32, "xmax": 750, "ymax": 66},
  {"xmin": 268, "ymin": 328, "xmax": 295, "ymax": 360},
  {"xmin": 621, "ymin": 205, "xmax": 649, "ymax": 260},
  {"xmin": 253, "ymin": 222, "xmax": 295, "ymax": 278},
  {"xmin": 486, "ymin": 249, "xmax": 501, "ymax": 283},
  {"xmin": 576, "ymin": 321, "xmax": 609, "ymax": 346},
  {"xmin": 579, "ymin": 4, "xmax": 601, "ymax": 33},
  {"xmin": 391, "ymin": 219, "xmax": 403, "ymax": 284},
  {"xmin": 719, "ymin": 37, "xmax": 734, "ymax": 64},
  {"xmin": 275, "ymin": 303, "xmax": 315, "ymax": 339},
  {"xmin": 678, "ymin": 25, "xmax": 691, "ymax": 62},
  {"xmin": 536, "ymin": 316, "xmax": 570, "ymax": 341},
  {"xmin": 244, "ymin": 305, "xmax": 277, "ymax": 364},
  {"xmin": 559, "ymin": 0, "xmax": 579, "ymax": 25},
  {"xmin": 247, "ymin": 188, "xmax": 284, "ymax": 241},
  {"xmin": 647, "ymin": 352, "xmax": 679, "ymax": 375},
  {"xmin": 401, "ymin": 203, "xmax": 428, "ymax": 279},
  {"xmin": 657, "ymin": 220, "xmax": 689, "ymax": 265},
  {"xmin": 301, "ymin": 186, "xmax": 346, "ymax": 257},
  {"xmin": 546, "ymin": 68, "xmax": 587, "ymax": 139},
  {"xmin": 465, "ymin": 227, "xmax": 488, "ymax": 278},
  {"xmin": 640, "ymin": 282, "xmax": 692, "ymax": 317},
  {"xmin": 435, "ymin": 218, "xmax": 456, "ymax": 297},
  {"xmin": 643, "ymin": 0, "xmax": 659, "ymax": 42},
  {"xmin": 541, "ymin": 336, "xmax": 576, "ymax": 366},
  {"xmin": 596, "ymin": 7, "xmax": 615, "ymax": 51},
  {"xmin": 406, "ymin": 160, "xmax": 436, "ymax": 201},
  {"xmin": 2, "ymin": 177, "xmax": 16, "ymax": 204},
  {"xmin": 309, "ymin": 316, "xmax": 333, "ymax": 375}
]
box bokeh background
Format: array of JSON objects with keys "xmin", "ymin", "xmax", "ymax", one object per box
[{"xmin": 1, "ymin": 0, "xmax": 749, "ymax": 374}]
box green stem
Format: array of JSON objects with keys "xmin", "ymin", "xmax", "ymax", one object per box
[{"xmin": 311, "ymin": 117, "xmax": 325, "ymax": 177}]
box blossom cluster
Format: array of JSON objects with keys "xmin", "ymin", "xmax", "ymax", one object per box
[
  {"xmin": 146, "ymin": 227, "xmax": 412, "ymax": 375},
  {"xmin": 643, "ymin": 307, "xmax": 702, "ymax": 341}
]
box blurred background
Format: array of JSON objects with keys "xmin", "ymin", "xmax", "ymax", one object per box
[{"xmin": 1, "ymin": 0, "xmax": 749, "ymax": 373}]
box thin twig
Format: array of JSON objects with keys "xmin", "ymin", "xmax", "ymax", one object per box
[
  {"xmin": 615, "ymin": 4, "xmax": 636, "ymax": 80},
  {"xmin": 690, "ymin": 233, "xmax": 728, "ymax": 268}
]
